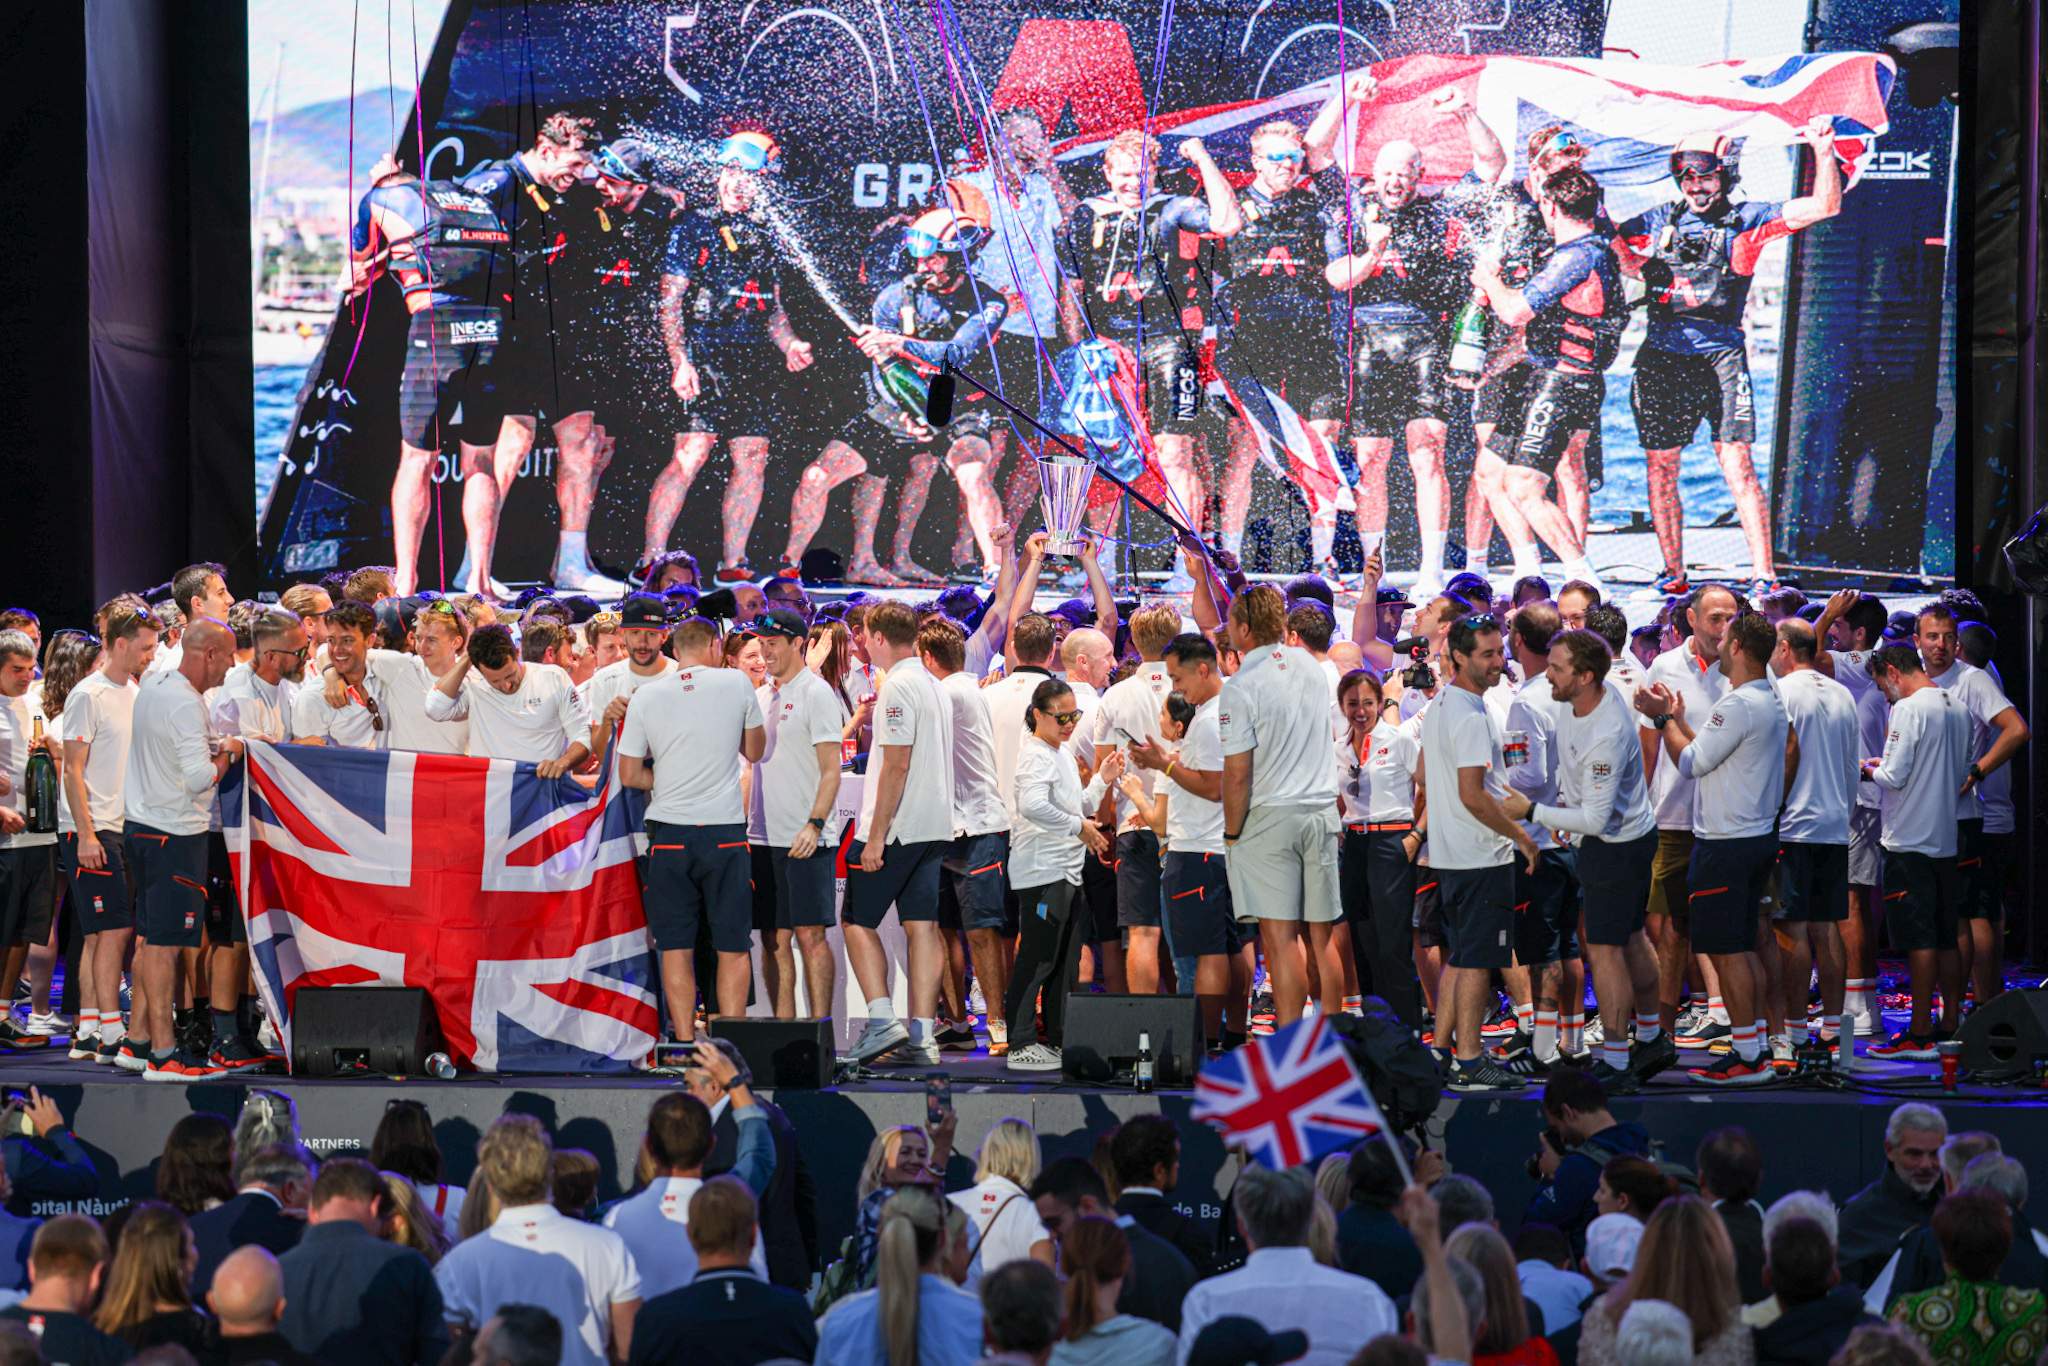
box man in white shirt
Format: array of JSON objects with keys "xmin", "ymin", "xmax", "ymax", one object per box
[
  {"xmin": 426, "ymin": 625, "xmax": 592, "ymax": 774},
  {"xmin": 1812, "ymin": 588, "xmax": 1893, "ymax": 1033},
  {"xmin": 583, "ymin": 595, "xmax": 675, "ymax": 759},
  {"xmin": 60, "ymin": 603, "xmax": 158, "ymax": 1063},
  {"xmin": 1177, "ymin": 1165, "xmax": 1396, "ymax": 1366},
  {"xmin": 918, "ymin": 618, "xmax": 1013, "ymax": 1053},
  {"xmin": 291, "ymin": 602, "xmax": 388, "ymax": 749},
  {"xmin": 1129, "ymin": 633, "xmax": 1238, "ymax": 1043},
  {"xmin": 1421, "ymin": 612, "xmax": 1538, "ymax": 1091},
  {"xmin": 619, "ymin": 618, "xmax": 766, "ymax": 1041},
  {"xmin": 122, "ymin": 618, "xmax": 244, "ymax": 1081},
  {"xmin": 205, "ymin": 607, "xmax": 313, "ymax": 1071},
  {"xmin": 1219, "ymin": 587, "xmax": 1346, "ymax": 1028},
  {"xmin": 1557, "ymin": 580, "xmax": 1599, "ymax": 634},
  {"xmin": 0, "ymin": 631, "xmax": 59, "ymax": 1056},
  {"xmin": 1638, "ymin": 610, "xmax": 1787, "ymax": 1086},
  {"xmin": 1090, "ymin": 605, "xmax": 1182, "ymax": 995},
  {"xmin": 437, "ymin": 1114, "xmax": 642, "ymax": 1366},
  {"xmin": 1768, "ymin": 620, "xmax": 1859, "ymax": 1067},
  {"xmin": 602, "ymin": 1071, "xmax": 772, "ymax": 1297},
  {"xmin": 1635, "ymin": 584, "xmax": 1737, "ymax": 1041},
  {"xmin": 1504, "ymin": 629, "xmax": 1666, "ymax": 1089},
  {"xmin": 149, "ymin": 562, "xmax": 235, "ymax": 676},
  {"xmin": 1498, "ymin": 602, "xmax": 1578, "ymax": 1071},
  {"xmin": 747, "ymin": 609, "xmax": 843, "ymax": 1021},
  {"xmin": 841, "ymin": 601, "xmax": 955, "ymax": 1067},
  {"xmin": 1862, "ymin": 645, "xmax": 1972, "ymax": 1057}
]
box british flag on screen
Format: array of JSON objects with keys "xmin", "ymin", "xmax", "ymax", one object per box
[
  {"xmin": 222, "ymin": 739, "xmax": 660, "ymax": 1073},
  {"xmin": 1192, "ymin": 1013, "xmax": 1389, "ymax": 1170}
]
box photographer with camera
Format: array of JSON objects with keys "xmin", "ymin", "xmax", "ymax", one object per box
[
  {"xmin": 0, "ymin": 1088, "xmax": 94, "ymax": 1223},
  {"xmin": 1524, "ymin": 1068, "xmax": 1651, "ymax": 1253}
]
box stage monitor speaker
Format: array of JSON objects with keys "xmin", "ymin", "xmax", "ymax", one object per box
[
  {"xmin": 711, "ymin": 1018, "xmax": 834, "ymax": 1089},
  {"xmin": 1958, "ymin": 988, "xmax": 2048, "ymax": 1078},
  {"xmin": 291, "ymin": 987, "xmax": 443, "ymax": 1077},
  {"xmin": 1062, "ymin": 994, "xmax": 1202, "ymax": 1087}
]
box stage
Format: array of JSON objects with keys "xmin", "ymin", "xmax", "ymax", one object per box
[{"xmin": 10, "ymin": 1044, "xmax": 2045, "ymax": 1253}]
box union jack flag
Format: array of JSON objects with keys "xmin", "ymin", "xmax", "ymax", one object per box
[
  {"xmin": 222, "ymin": 739, "xmax": 660, "ymax": 1073},
  {"xmin": 1192, "ymin": 1013, "xmax": 1388, "ymax": 1170},
  {"xmin": 1215, "ymin": 373, "xmax": 1352, "ymax": 518}
]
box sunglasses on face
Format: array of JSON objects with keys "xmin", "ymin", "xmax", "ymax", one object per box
[
  {"xmin": 594, "ymin": 146, "xmax": 646, "ymax": 184},
  {"xmin": 263, "ymin": 646, "xmax": 310, "ymax": 662},
  {"xmin": 1259, "ymin": 148, "xmax": 1306, "ymax": 165},
  {"xmin": 1044, "ymin": 708, "xmax": 1083, "ymax": 725},
  {"xmin": 1539, "ymin": 131, "xmax": 1581, "ymax": 157}
]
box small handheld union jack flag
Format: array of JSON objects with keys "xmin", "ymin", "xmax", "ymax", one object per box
[{"xmin": 1192, "ymin": 1014, "xmax": 1393, "ymax": 1171}]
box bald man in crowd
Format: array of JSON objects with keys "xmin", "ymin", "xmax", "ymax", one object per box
[{"xmin": 209, "ymin": 1245, "xmax": 316, "ymax": 1364}]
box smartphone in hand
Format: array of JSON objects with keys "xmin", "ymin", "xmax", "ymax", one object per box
[{"xmin": 925, "ymin": 1074, "xmax": 953, "ymax": 1131}]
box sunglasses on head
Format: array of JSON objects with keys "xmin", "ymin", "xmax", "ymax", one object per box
[
  {"xmin": 1540, "ymin": 131, "xmax": 1580, "ymax": 157},
  {"xmin": 588, "ymin": 611, "xmax": 622, "ymax": 631},
  {"xmin": 594, "ymin": 146, "xmax": 645, "ymax": 184},
  {"xmin": 1259, "ymin": 148, "xmax": 1305, "ymax": 165}
]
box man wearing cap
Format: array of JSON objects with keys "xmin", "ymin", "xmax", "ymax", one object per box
[
  {"xmin": 747, "ymin": 609, "xmax": 843, "ymax": 1022},
  {"xmin": 549, "ymin": 137, "xmax": 680, "ymax": 595},
  {"xmin": 1616, "ymin": 120, "xmax": 1844, "ymax": 596},
  {"xmin": 583, "ymin": 594, "xmax": 676, "ymax": 758},
  {"xmin": 646, "ymin": 131, "xmax": 815, "ymax": 585},
  {"xmin": 620, "ymin": 617, "xmax": 767, "ymax": 1048}
]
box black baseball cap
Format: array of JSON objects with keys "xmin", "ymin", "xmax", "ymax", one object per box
[
  {"xmin": 1186, "ymin": 1316, "xmax": 1308, "ymax": 1366},
  {"xmin": 751, "ymin": 609, "xmax": 808, "ymax": 640},
  {"xmin": 619, "ymin": 594, "xmax": 667, "ymax": 630}
]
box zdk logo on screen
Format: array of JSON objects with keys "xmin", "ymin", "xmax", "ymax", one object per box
[{"xmin": 1862, "ymin": 149, "xmax": 1934, "ymax": 181}]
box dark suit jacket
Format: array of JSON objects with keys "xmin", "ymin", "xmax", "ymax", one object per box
[
  {"xmin": 707, "ymin": 1098, "xmax": 817, "ymax": 1291},
  {"xmin": 627, "ymin": 1268, "xmax": 819, "ymax": 1366},
  {"xmin": 277, "ymin": 1220, "xmax": 447, "ymax": 1366},
  {"xmin": 1878, "ymin": 1215, "xmax": 2048, "ymax": 1311},
  {"xmin": 1117, "ymin": 1217, "xmax": 1196, "ymax": 1331},
  {"xmin": 191, "ymin": 1189, "xmax": 306, "ymax": 1297},
  {"xmin": 1115, "ymin": 1191, "xmax": 1210, "ymax": 1274},
  {"xmin": 1717, "ymin": 1198, "xmax": 1768, "ymax": 1306}
]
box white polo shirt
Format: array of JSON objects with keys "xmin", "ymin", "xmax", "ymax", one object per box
[
  {"xmin": 1931, "ymin": 661, "xmax": 2015, "ymax": 822},
  {"xmin": 1166, "ymin": 696, "xmax": 1226, "ymax": 855},
  {"xmin": 435, "ymin": 1203, "xmax": 641, "ymax": 1366},
  {"xmin": 1505, "ymin": 675, "xmax": 1565, "ymax": 852},
  {"xmin": 1641, "ymin": 642, "xmax": 1728, "ymax": 831},
  {"xmin": 1218, "ymin": 645, "xmax": 1339, "ymax": 811},
  {"xmin": 291, "ymin": 669, "xmax": 387, "ymax": 750},
  {"xmin": 1419, "ymin": 683, "xmax": 1511, "ymax": 870},
  {"xmin": 984, "ymin": 669, "xmax": 1049, "ymax": 821},
  {"xmin": 1854, "ymin": 683, "xmax": 1890, "ymax": 812},
  {"xmin": 857, "ymin": 657, "xmax": 955, "ymax": 846},
  {"xmin": 425, "ymin": 663, "xmax": 590, "ymax": 765},
  {"xmin": 1776, "ymin": 667, "xmax": 1859, "ymax": 846},
  {"xmin": 601, "ymin": 1177, "xmax": 767, "ymax": 1300},
  {"xmin": 1827, "ymin": 647, "xmax": 1878, "ymax": 702},
  {"xmin": 210, "ymin": 663, "xmax": 297, "ymax": 743},
  {"xmin": 1335, "ymin": 719, "xmax": 1419, "ymax": 826},
  {"xmin": 1092, "ymin": 661, "xmax": 1173, "ymax": 834},
  {"xmin": 363, "ymin": 651, "xmax": 466, "ymax": 754},
  {"xmin": 60, "ymin": 671, "xmax": 138, "ymax": 835},
  {"xmin": 1677, "ymin": 677, "xmax": 1788, "ymax": 840},
  {"xmin": 1869, "ymin": 683, "xmax": 1971, "ymax": 857},
  {"xmin": 940, "ymin": 671, "xmax": 1007, "ymax": 839},
  {"xmin": 0, "ymin": 693, "xmax": 54, "ymax": 851},
  {"xmin": 747, "ymin": 668, "xmax": 844, "ymax": 845},
  {"xmin": 583, "ymin": 658, "xmax": 677, "ymax": 735},
  {"xmin": 122, "ymin": 670, "xmax": 219, "ymax": 836},
  {"xmin": 1534, "ymin": 687, "xmax": 1655, "ymax": 843},
  {"xmin": 620, "ymin": 665, "xmax": 763, "ymax": 826}
]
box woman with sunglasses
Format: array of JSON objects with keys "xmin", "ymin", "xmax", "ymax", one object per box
[{"xmin": 1005, "ymin": 679, "xmax": 1124, "ymax": 1072}]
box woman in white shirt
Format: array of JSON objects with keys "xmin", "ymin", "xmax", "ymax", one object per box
[
  {"xmin": 948, "ymin": 1118, "xmax": 1055, "ymax": 1287},
  {"xmin": 1335, "ymin": 670, "xmax": 1428, "ymax": 1029},
  {"xmin": 1006, "ymin": 680, "xmax": 1119, "ymax": 1073}
]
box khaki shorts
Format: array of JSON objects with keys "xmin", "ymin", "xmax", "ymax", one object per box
[
  {"xmin": 1227, "ymin": 805, "xmax": 1342, "ymax": 925},
  {"xmin": 1645, "ymin": 827, "xmax": 1694, "ymax": 932}
]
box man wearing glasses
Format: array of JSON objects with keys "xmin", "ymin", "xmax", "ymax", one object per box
[
  {"xmin": 290, "ymin": 603, "xmax": 388, "ymax": 750},
  {"xmin": 310, "ymin": 598, "xmax": 472, "ymax": 754}
]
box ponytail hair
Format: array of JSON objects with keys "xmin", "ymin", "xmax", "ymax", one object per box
[
  {"xmin": 1059, "ymin": 1216, "xmax": 1131, "ymax": 1341},
  {"xmin": 1026, "ymin": 679, "xmax": 1073, "ymax": 735},
  {"xmin": 877, "ymin": 1185, "xmax": 947, "ymax": 1366}
]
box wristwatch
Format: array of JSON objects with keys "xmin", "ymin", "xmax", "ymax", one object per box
[
  {"xmin": 807, "ymin": 816, "xmax": 827, "ymax": 831},
  {"xmin": 1968, "ymin": 763, "xmax": 1985, "ymax": 782},
  {"xmin": 1649, "ymin": 715, "xmax": 1670, "ymax": 729}
]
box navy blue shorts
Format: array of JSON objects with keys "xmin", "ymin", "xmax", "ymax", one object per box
[
  {"xmin": 770, "ymin": 845, "xmax": 838, "ymax": 930},
  {"xmin": 645, "ymin": 821, "xmax": 754, "ymax": 954},
  {"xmin": 126, "ymin": 825, "xmax": 208, "ymax": 949},
  {"xmin": 842, "ymin": 838, "xmax": 945, "ymax": 929},
  {"xmin": 1776, "ymin": 840, "xmax": 1849, "ymax": 923},
  {"xmin": 1578, "ymin": 830, "xmax": 1655, "ymax": 947},
  {"xmin": 938, "ymin": 832, "xmax": 1009, "ymax": 932},
  {"xmin": 1514, "ymin": 847, "xmax": 1580, "ymax": 966},
  {"xmin": 1687, "ymin": 832, "xmax": 1778, "ymax": 956},
  {"xmin": 1882, "ymin": 849, "xmax": 1959, "ymax": 951},
  {"xmin": 1440, "ymin": 864, "xmax": 1514, "ymax": 971},
  {"xmin": 61, "ymin": 829, "xmax": 135, "ymax": 932},
  {"xmin": 1116, "ymin": 830, "xmax": 1163, "ymax": 930},
  {"xmin": 1162, "ymin": 851, "xmax": 1234, "ymax": 957}
]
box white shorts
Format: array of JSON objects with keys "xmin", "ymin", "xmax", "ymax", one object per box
[
  {"xmin": 1226, "ymin": 805, "xmax": 1342, "ymax": 924},
  {"xmin": 1848, "ymin": 805, "xmax": 1882, "ymax": 888}
]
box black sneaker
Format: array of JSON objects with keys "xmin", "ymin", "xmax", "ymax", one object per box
[
  {"xmin": 209, "ymin": 1038, "xmax": 268, "ymax": 1071},
  {"xmin": 934, "ymin": 1023, "xmax": 978, "ymax": 1052},
  {"xmin": 1448, "ymin": 1058, "xmax": 1526, "ymax": 1092},
  {"xmin": 93, "ymin": 1037, "xmax": 123, "ymax": 1066},
  {"xmin": 1587, "ymin": 1060, "xmax": 1642, "ymax": 1095},
  {"xmin": 1490, "ymin": 1027, "xmax": 1533, "ymax": 1061},
  {"xmin": 0, "ymin": 1020, "xmax": 48, "ymax": 1050},
  {"xmin": 1676, "ymin": 1015, "xmax": 1732, "ymax": 1050},
  {"xmin": 1687, "ymin": 1051, "xmax": 1777, "ymax": 1086},
  {"xmin": 1630, "ymin": 1033, "xmax": 1680, "ymax": 1081},
  {"xmin": 1480, "ymin": 1002, "xmax": 1519, "ymax": 1039}
]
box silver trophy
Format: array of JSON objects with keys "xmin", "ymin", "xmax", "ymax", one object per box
[{"xmin": 1037, "ymin": 453, "xmax": 1097, "ymax": 557}]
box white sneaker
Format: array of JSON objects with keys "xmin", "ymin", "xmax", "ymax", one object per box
[
  {"xmin": 552, "ymin": 560, "xmax": 627, "ymax": 599},
  {"xmin": 1006, "ymin": 1043, "xmax": 1062, "ymax": 1072},
  {"xmin": 847, "ymin": 1017, "xmax": 909, "ymax": 1064},
  {"xmin": 879, "ymin": 1039, "xmax": 941, "ymax": 1066},
  {"xmin": 1846, "ymin": 1004, "xmax": 1878, "ymax": 1037},
  {"xmin": 966, "ymin": 980, "xmax": 987, "ymax": 1019},
  {"xmin": 23, "ymin": 1012, "xmax": 64, "ymax": 1037}
]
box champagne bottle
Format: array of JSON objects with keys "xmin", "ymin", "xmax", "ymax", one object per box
[
  {"xmin": 1447, "ymin": 292, "xmax": 1489, "ymax": 375},
  {"xmin": 23, "ymin": 716, "xmax": 57, "ymax": 836}
]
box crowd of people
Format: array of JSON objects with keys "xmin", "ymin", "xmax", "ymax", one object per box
[
  {"xmin": 347, "ymin": 65, "xmax": 1856, "ymax": 599},
  {"xmin": 0, "ymin": 1070, "xmax": 2034, "ymax": 1365},
  {"xmin": 0, "ymin": 525, "xmax": 2028, "ymax": 1092}
]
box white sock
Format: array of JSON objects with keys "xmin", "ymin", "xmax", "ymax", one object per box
[
  {"xmin": 1560, "ymin": 556, "xmax": 1602, "ymax": 591},
  {"xmin": 866, "ymin": 997, "xmax": 897, "ymax": 1022},
  {"xmin": 1221, "ymin": 529, "xmax": 1245, "ymax": 556},
  {"xmin": 1787, "ymin": 1022, "xmax": 1809, "ymax": 1046},
  {"xmin": 1604, "ymin": 1039, "xmax": 1630, "ymax": 1071},
  {"xmin": 1311, "ymin": 512, "xmax": 1338, "ymax": 567},
  {"xmin": 100, "ymin": 1018, "xmax": 125, "ymax": 1045},
  {"xmin": 1514, "ymin": 1002, "xmax": 1534, "ymax": 1033},
  {"xmin": 1532, "ymin": 1012, "xmax": 1558, "ymax": 1062},
  {"xmin": 1733, "ymin": 1025, "xmax": 1762, "ymax": 1063},
  {"xmin": 1418, "ymin": 534, "xmax": 1446, "ymax": 583},
  {"xmin": 1510, "ymin": 542, "xmax": 1542, "ymax": 579},
  {"xmin": 556, "ymin": 531, "xmax": 589, "ymax": 565},
  {"xmin": 1358, "ymin": 529, "xmax": 1386, "ymax": 565},
  {"xmin": 1845, "ymin": 979, "xmax": 1870, "ymax": 1013},
  {"xmin": 1561, "ymin": 1012, "xmax": 1584, "ymax": 1054},
  {"xmin": 909, "ymin": 1017, "xmax": 936, "ymax": 1046},
  {"xmin": 1634, "ymin": 1011, "xmax": 1662, "ymax": 1044},
  {"xmin": 1464, "ymin": 545, "xmax": 1490, "ymax": 578},
  {"xmin": 1708, "ymin": 996, "xmax": 1729, "ymax": 1025}
]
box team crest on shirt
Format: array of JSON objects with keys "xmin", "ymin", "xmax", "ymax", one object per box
[
  {"xmin": 1592, "ymin": 762, "xmax": 1612, "ymax": 777},
  {"xmin": 1707, "ymin": 712, "xmax": 1725, "ymax": 728},
  {"xmin": 886, "ymin": 705, "xmax": 904, "ymax": 721}
]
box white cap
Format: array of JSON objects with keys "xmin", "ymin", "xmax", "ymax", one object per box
[{"xmin": 1585, "ymin": 1212, "xmax": 1644, "ymax": 1280}]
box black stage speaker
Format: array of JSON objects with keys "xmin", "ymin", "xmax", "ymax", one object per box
[
  {"xmin": 1062, "ymin": 994, "xmax": 1202, "ymax": 1087},
  {"xmin": 711, "ymin": 1018, "xmax": 834, "ymax": 1089},
  {"xmin": 1958, "ymin": 989, "xmax": 2048, "ymax": 1079},
  {"xmin": 291, "ymin": 987, "xmax": 442, "ymax": 1077}
]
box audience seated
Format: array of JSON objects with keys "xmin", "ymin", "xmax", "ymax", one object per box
[
  {"xmin": 1576, "ymin": 1196, "xmax": 1750, "ymax": 1365},
  {"xmin": 1045, "ymin": 1216, "xmax": 1175, "ymax": 1366},
  {"xmin": 1839, "ymin": 1106, "xmax": 1947, "ymax": 1289},
  {"xmin": 1750, "ymin": 1216, "xmax": 1875, "ymax": 1366},
  {"xmin": 278, "ymin": 1157, "xmax": 448, "ymax": 1366},
  {"xmin": 1029, "ymin": 1157, "xmax": 1192, "ymax": 1331},
  {"xmin": 1887, "ymin": 1188, "xmax": 2047, "ymax": 1364},
  {"xmin": 627, "ymin": 1176, "xmax": 817, "ymax": 1366}
]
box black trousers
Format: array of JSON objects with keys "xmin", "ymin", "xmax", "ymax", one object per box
[
  {"xmin": 1342, "ymin": 828, "xmax": 1421, "ymax": 1028},
  {"xmin": 1007, "ymin": 882, "xmax": 1081, "ymax": 1049}
]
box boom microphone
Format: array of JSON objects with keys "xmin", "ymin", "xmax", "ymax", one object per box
[{"xmin": 923, "ymin": 365, "xmax": 956, "ymax": 427}]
